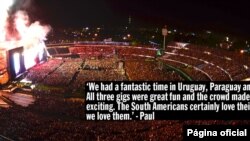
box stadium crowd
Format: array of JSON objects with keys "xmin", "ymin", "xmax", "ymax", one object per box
[
  {"xmin": 125, "ymin": 60, "xmax": 184, "ymax": 81},
  {"xmin": 26, "ymin": 59, "xmax": 64, "ymax": 83},
  {"xmin": 42, "ymin": 59, "xmax": 83, "ymax": 86},
  {"xmin": 161, "ymin": 60, "xmax": 211, "ymax": 81},
  {"xmin": 3, "ymin": 43, "xmax": 250, "ymax": 140},
  {"xmin": 162, "ymin": 44, "xmax": 250, "ymax": 81},
  {"xmin": 1, "ymin": 104, "xmax": 250, "ymax": 141}
]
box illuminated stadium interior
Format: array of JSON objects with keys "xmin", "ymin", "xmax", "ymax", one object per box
[
  {"xmin": 2, "ymin": 41, "xmax": 250, "ymax": 100},
  {"xmin": 2, "ymin": 41, "xmax": 250, "ymax": 96},
  {"xmin": 1, "ymin": 42, "xmax": 250, "ymax": 140},
  {"xmin": 1, "ymin": 0, "xmax": 250, "ymax": 140}
]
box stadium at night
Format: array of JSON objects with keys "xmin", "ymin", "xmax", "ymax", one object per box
[
  {"xmin": 1, "ymin": 0, "xmax": 250, "ymax": 140},
  {"xmin": 2, "ymin": 41, "xmax": 250, "ymax": 86}
]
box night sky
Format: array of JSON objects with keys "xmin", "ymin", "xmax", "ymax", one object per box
[{"xmin": 30, "ymin": 0, "xmax": 250, "ymax": 36}]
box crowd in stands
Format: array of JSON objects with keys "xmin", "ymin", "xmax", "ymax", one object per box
[
  {"xmin": 201, "ymin": 65, "xmax": 229, "ymax": 81},
  {"xmin": 68, "ymin": 45, "xmax": 157, "ymax": 59},
  {"xmin": 125, "ymin": 60, "xmax": 184, "ymax": 81},
  {"xmin": 162, "ymin": 44, "xmax": 250, "ymax": 81},
  {"xmin": 162, "ymin": 54, "xmax": 230, "ymax": 81},
  {"xmin": 69, "ymin": 45, "xmax": 116, "ymax": 58},
  {"xmin": 161, "ymin": 60, "xmax": 211, "ymax": 81},
  {"xmin": 117, "ymin": 46, "xmax": 156, "ymax": 58},
  {"xmin": 84, "ymin": 58, "xmax": 118, "ymax": 69}
]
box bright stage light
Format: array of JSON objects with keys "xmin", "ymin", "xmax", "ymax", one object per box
[
  {"xmin": 0, "ymin": 0, "xmax": 14, "ymax": 10},
  {"xmin": 13, "ymin": 53, "xmax": 20, "ymax": 74}
]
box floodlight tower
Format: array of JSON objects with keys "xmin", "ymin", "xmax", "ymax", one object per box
[{"xmin": 162, "ymin": 25, "xmax": 168, "ymax": 51}]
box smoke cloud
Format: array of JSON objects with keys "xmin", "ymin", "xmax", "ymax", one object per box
[{"xmin": 0, "ymin": 0, "xmax": 51, "ymax": 45}]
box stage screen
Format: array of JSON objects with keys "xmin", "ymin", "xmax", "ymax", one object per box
[
  {"xmin": 8, "ymin": 45, "xmax": 48, "ymax": 79},
  {"xmin": 8, "ymin": 47, "xmax": 25, "ymax": 79}
]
